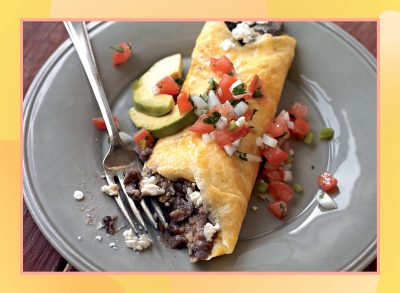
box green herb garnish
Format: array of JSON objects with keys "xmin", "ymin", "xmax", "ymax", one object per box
[
  {"xmin": 292, "ymin": 183, "xmax": 303, "ymax": 193},
  {"xmin": 175, "ymin": 78, "xmax": 184, "ymax": 86},
  {"xmin": 188, "ymin": 95, "xmax": 194, "ymax": 107},
  {"xmin": 257, "ymin": 179, "xmax": 268, "ymax": 193},
  {"xmin": 200, "ymin": 93, "xmax": 208, "ymax": 102},
  {"xmin": 276, "ymin": 131, "xmax": 288, "ymax": 139},
  {"xmin": 279, "ymin": 203, "xmax": 287, "ymax": 217},
  {"xmin": 232, "ymin": 83, "xmax": 247, "ymax": 96},
  {"xmin": 109, "ymin": 45, "xmax": 124, "ymax": 53},
  {"xmin": 208, "ymin": 78, "xmax": 218, "ymax": 90},
  {"xmin": 202, "ymin": 111, "xmax": 221, "ymax": 125},
  {"xmin": 229, "ymin": 98, "xmax": 248, "ymax": 107},
  {"xmin": 252, "ymin": 109, "xmax": 258, "ymax": 119},
  {"xmin": 227, "ymin": 71, "xmax": 235, "ymax": 77},
  {"xmin": 229, "ymin": 120, "xmax": 238, "ymax": 131},
  {"xmin": 304, "ymin": 131, "xmax": 314, "ymax": 145},
  {"xmin": 319, "ymin": 192, "xmax": 325, "ymax": 199},
  {"xmin": 139, "ymin": 139, "xmax": 147, "ymax": 149},
  {"xmin": 253, "ymin": 89, "xmax": 263, "ymax": 98},
  {"xmin": 287, "ymin": 154, "xmax": 294, "ymax": 163},
  {"xmin": 319, "ymin": 127, "xmax": 334, "ymax": 140}
]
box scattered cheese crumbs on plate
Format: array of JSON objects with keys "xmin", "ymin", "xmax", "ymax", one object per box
[
  {"xmin": 73, "ymin": 190, "xmax": 84, "ymax": 200},
  {"xmin": 251, "ymin": 206, "xmax": 259, "ymax": 211},
  {"xmin": 95, "ymin": 235, "xmax": 102, "ymax": 241}
]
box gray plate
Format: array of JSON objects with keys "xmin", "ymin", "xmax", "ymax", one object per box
[{"xmin": 23, "ymin": 21, "xmax": 377, "ymax": 271}]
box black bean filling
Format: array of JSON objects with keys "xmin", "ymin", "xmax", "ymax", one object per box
[
  {"xmin": 225, "ymin": 21, "xmax": 283, "ymax": 45},
  {"xmin": 123, "ymin": 171, "xmax": 216, "ymax": 262}
]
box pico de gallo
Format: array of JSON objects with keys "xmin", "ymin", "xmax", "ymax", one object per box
[{"xmin": 110, "ymin": 42, "xmax": 132, "ymax": 66}]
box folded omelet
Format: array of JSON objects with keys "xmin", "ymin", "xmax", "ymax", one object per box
[{"xmin": 147, "ymin": 21, "xmax": 296, "ymax": 260}]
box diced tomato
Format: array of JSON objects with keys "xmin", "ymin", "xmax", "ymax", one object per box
[
  {"xmin": 267, "ymin": 201, "xmax": 288, "ymax": 220},
  {"xmin": 210, "ymin": 102, "xmax": 236, "ymax": 120},
  {"xmin": 266, "ymin": 115, "xmax": 289, "ymax": 138},
  {"xmin": 268, "ymin": 182, "xmax": 294, "ymax": 202},
  {"xmin": 291, "ymin": 117, "xmax": 310, "ymax": 140},
  {"xmin": 281, "ymin": 140, "xmax": 292, "ymax": 154},
  {"xmin": 177, "ymin": 93, "xmax": 193, "ymax": 114},
  {"xmin": 210, "ymin": 55, "xmax": 235, "ymax": 75},
  {"xmin": 217, "ymin": 74, "xmax": 237, "ymax": 103},
  {"xmin": 263, "ymin": 169, "xmax": 284, "ymax": 182},
  {"xmin": 261, "ymin": 146, "xmax": 288, "ymax": 166},
  {"xmin": 248, "ymin": 74, "xmax": 264, "ymax": 98},
  {"xmin": 133, "ymin": 128, "xmax": 154, "ymax": 149},
  {"xmin": 214, "ymin": 126, "xmax": 251, "ymax": 146},
  {"xmin": 92, "ymin": 116, "xmax": 119, "ymax": 130},
  {"xmin": 317, "ymin": 172, "xmax": 338, "ymax": 192},
  {"xmin": 156, "ymin": 76, "xmax": 180, "ymax": 96},
  {"xmin": 264, "ymin": 163, "xmax": 279, "ymax": 171},
  {"xmin": 190, "ymin": 114, "xmax": 215, "ymax": 134},
  {"xmin": 288, "ymin": 102, "xmax": 308, "ymax": 118},
  {"xmin": 242, "ymin": 108, "xmax": 254, "ymax": 121},
  {"xmin": 111, "ymin": 42, "xmax": 132, "ymax": 66}
]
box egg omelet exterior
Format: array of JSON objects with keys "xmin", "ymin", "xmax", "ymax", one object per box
[{"xmin": 146, "ymin": 21, "xmax": 296, "ymax": 260}]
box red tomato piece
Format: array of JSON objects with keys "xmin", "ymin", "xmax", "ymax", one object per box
[
  {"xmin": 291, "ymin": 117, "xmax": 310, "ymax": 140},
  {"xmin": 210, "ymin": 102, "xmax": 236, "ymax": 120},
  {"xmin": 317, "ymin": 172, "xmax": 338, "ymax": 192},
  {"xmin": 156, "ymin": 76, "xmax": 180, "ymax": 96},
  {"xmin": 242, "ymin": 108, "xmax": 254, "ymax": 121},
  {"xmin": 288, "ymin": 102, "xmax": 308, "ymax": 118},
  {"xmin": 210, "ymin": 55, "xmax": 235, "ymax": 75},
  {"xmin": 190, "ymin": 114, "xmax": 215, "ymax": 134},
  {"xmin": 268, "ymin": 182, "xmax": 294, "ymax": 202},
  {"xmin": 263, "ymin": 169, "xmax": 284, "ymax": 182},
  {"xmin": 217, "ymin": 74, "xmax": 237, "ymax": 103},
  {"xmin": 177, "ymin": 93, "xmax": 193, "ymax": 114},
  {"xmin": 248, "ymin": 74, "xmax": 264, "ymax": 98},
  {"xmin": 111, "ymin": 42, "xmax": 132, "ymax": 66},
  {"xmin": 214, "ymin": 126, "xmax": 251, "ymax": 146},
  {"xmin": 92, "ymin": 116, "xmax": 119, "ymax": 130},
  {"xmin": 266, "ymin": 115, "xmax": 289, "ymax": 138},
  {"xmin": 133, "ymin": 128, "xmax": 154, "ymax": 149},
  {"xmin": 267, "ymin": 201, "xmax": 288, "ymax": 220},
  {"xmin": 261, "ymin": 146, "xmax": 288, "ymax": 166}
]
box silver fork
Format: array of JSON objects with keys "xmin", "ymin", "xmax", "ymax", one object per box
[{"xmin": 64, "ymin": 21, "xmax": 164, "ymax": 236}]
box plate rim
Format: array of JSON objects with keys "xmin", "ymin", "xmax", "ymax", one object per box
[{"xmin": 23, "ymin": 21, "xmax": 377, "ymax": 272}]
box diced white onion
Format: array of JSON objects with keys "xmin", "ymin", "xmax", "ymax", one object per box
[
  {"xmin": 246, "ymin": 154, "xmax": 262, "ymax": 162},
  {"xmin": 233, "ymin": 101, "xmax": 249, "ymax": 116},
  {"xmin": 191, "ymin": 95, "xmax": 208, "ymax": 110},
  {"xmin": 235, "ymin": 116, "xmax": 246, "ymax": 127},
  {"xmin": 215, "ymin": 116, "xmax": 227, "ymax": 130},
  {"xmin": 283, "ymin": 171, "xmax": 293, "ymax": 181},
  {"xmin": 207, "ymin": 90, "xmax": 221, "ymax": 107},
  {"xmin": 262, "ymin": 134, "xmax": 278, "ymax": 148},
  {"xmin": 217, "ymin": 87, "xmax": 223, "ymax": 97},
  {"xmin": 151, "ymin": 85, "xmax": 160, "ymax": 95},
  {"xmin": 256, "ymin": 137, "xmax": 264, "ymax": 147},
  {"xmin": 287, "ymin": 120, "xmax": 294, "ymax": 129},
  {"xmin": 209, "ymin": 131, "xmax": 216, "ymax": 140},
  {"xmin": 316, "ymin": 193, "xmax": 338, "ymax": 210},
  {"xmin": 281, "ymin": 163, "xmax": 292, "ymax": 171},
  {"xmin": 202, "ymin": 133, "xmax": 214, "ymax": 143},
  {"xmin": 289, "ymin": 149, "xmax": 294, "ymax": 156},
  {"xmin": 224, "ymin": 144, "xmax": 236, "ymax": 156},
  {"xmin": 229, "ymin": 80, "xmax": 243, "ymax": 93},
  {"xmin": 232, "ymin": 138, "xmax": 241, "ymax": 147},
  {"xmin": 281, "ymin": 110, "xmax": 290, "ymax": 122}
]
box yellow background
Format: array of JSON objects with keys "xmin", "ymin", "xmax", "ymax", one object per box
[{"xmin": 1, "ymin": 0, "xmax": 398, "ymax": 292}]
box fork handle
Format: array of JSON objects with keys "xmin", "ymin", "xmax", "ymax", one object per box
[{"xmin": 64, "ymin": 21, "xmax": 120, "ymax": 142}]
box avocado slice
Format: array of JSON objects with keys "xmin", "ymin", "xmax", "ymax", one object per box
[
  {"xmin": 133, "ymin": 54, "xmax": 182, "ymax": 117},
  {"xmin": 129, "ymin": 105, "xmax": 197, "ymax": 138}
]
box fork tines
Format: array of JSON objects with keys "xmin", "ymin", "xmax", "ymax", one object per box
[{"xmin": 104, "ymin": 170, "xmax": 158, "ymax": 235}]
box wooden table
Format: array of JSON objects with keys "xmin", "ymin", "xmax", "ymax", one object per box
[{"xmin": 23, "ymin": 21, "xmax": 377, "ymax": 272}]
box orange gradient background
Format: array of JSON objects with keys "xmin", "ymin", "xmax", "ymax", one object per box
[{"xmin": 1, "ymin": 0, "xmax": 399, "ymax": 292}]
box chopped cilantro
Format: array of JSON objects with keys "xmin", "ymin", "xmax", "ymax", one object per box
[
  {"xmin": 251, "ymin": 109, "xmax": 258, "ymax": 119},
  {"xmin": 253, "ymin": 89, "xmax": 263, "ymax": 97},
  {"xmin": 229, "ymin": 98, "xmax": 248, "ymax": 107},
  {"xmin": 232, "ymin": 83, "xmax": 247, "ymax": 96},
  {"xmin": 202, "ymin": 111, "xmax": 221, "ymax": 125},
  {"xmin": 227, "ymin": 71, "xmax": 235, "ymax": 77},
  {"xmin": 208, "ymin": 78, "xmax": 218, "ymax": 90},
  {"xmin": 279, "ymin": 203, "xmax": 287, "ymax": 217},
  {"xmin": 319, "ymin": 192, "xmax": 325, "ymax": 199},
  {"xmin": 175, "ymin": 78, "xmax": 184, "ymax": 86},
  {"xmin": 188, "ymin": 95, "xmax": 194, "ymax": 107},
  {"xmin": 109, "ymin": 45, "xmax": 124, "ymax": 53}
]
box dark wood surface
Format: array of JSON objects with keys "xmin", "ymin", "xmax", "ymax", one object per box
[{"xmin": 23, "ymin": 21, "xmax": 377, "ymax": 272}]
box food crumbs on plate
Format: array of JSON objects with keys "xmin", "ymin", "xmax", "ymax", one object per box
[
  {"xmin": 73, "ymin": 190, "xmax": 84, "ymax": 200},
  {"xmin": 109, "ymin": 242, "xmax": 116, "ymax": 248},
  {"xmin": 95, "ymin": 235, "xmax": 102, "ymax": 241},
  {"xmin": 251, "ymin": 206, "xmax": 259, "ymax": 211},
  {"xmin": 77, "ymin": 236, "xmax": 82, "ymax": 241},
  {"xmin": 101, "ymin": 184, "xmax": 119, "ymax": 196},
  {"xmin": 311, "ymin": 165, "xmax": 315, "ymax": 170}
]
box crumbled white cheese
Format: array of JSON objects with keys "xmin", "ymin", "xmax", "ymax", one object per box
[
  {"xmin": 220, "ymin": 38, "xmax": 236, "ymax": 51},
  {"xmin": 235, "ymin": 116, "xmax": 246, "ymax": 127},
  {"xmin": 73, "ymin": 190, "xmax": 84, "ymax": 200},
  {"xmin": 256, "ymin": 21, "xmax": 269, "ymax": 24},
  {"xmin": 95, "ymin": 235, "xmax": 102, "ymax": 241},
  {"xmin": 215, "ymin": 116, "xmax": 228, "ymax": 130},
  {"xmin": 203, "ymin": 223, "xmax": 221, "ymax": 242},
  {"xmin": 101, "ymin": 184, "xmax": 119, "ymax": 196},
  {"xmin": 109, "ymin": 242, "xmax": 116, "ymax": 248},
  {"xmin": 188, "ymin": 191, "xmax": 202, "ymax": 207},
  {"xmin": 123, "ymin": 229, "xmax": 153, "ymax": 251},
  {"xmin": 141, "ymin": 184, "xmax": 165, "ymax": 196},
  {"xmin": 317, "ymin": 193, "xmax": 338, "ymax": 210},
  {"xmin": 141, "ymin": 176, "xmax": 158, "ymax": 185},
  {"xmin": 283, "ymin": 171, "xmax": 293, "ymax": 182},
  {"xmin": 232, "ymin": 22, "xmax": 258, "ymax": 43},
  {"xmin": 251, "ymin": 206, "xmax": 259, "ymax": 211},
  {"xmin": 77, "ymin": 236, "xmax": 82, "ymax": 241},
  {"xmin": 243, "ymin": 21, "xmax": 255, "ymax": 26},
  {"xmin": 223, "ymin": 144, "xmax": 236, "ymax": 156},
  {"xmin": 256, "ymin": 136, "xmax": 264, "ymax": 147}
]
